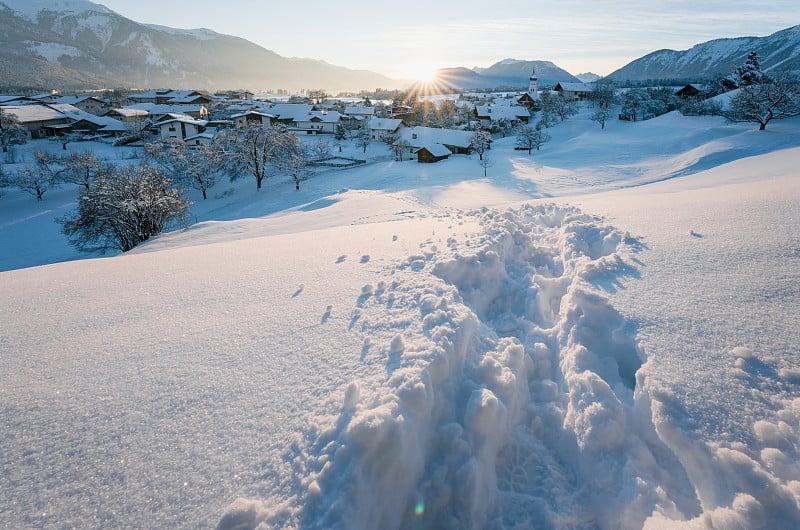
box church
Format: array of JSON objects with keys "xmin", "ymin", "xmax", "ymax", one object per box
[{"xmin": 517, "ymin": 67, "xmax": 541, "ymax": 109}]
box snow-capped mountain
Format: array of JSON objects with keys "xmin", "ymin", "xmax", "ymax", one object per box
[
  {"xmin": 0, "ymin": 0, "xmax": 396, "ymax": 92},
  {"xmin": 607, "ymin": 25, "xmax": 800, "ymax": 82},
  {"xmin": 471, "ymin": 59, "xmax": 581, "ymax": 87}
]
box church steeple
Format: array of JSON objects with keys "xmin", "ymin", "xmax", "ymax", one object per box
[{"xmin": 528, "ymin": 66, "xmax": 538, "ymax": 98}]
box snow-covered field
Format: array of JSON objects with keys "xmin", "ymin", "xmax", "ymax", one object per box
[{"xmin": 2, "ymin": 108, "xmax": 799, "ymax": 529}]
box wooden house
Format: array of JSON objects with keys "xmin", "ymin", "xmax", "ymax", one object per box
[
  {"xmin": 415, "ymin": 144, "xmax": 452, "ymax": 163},
  {"xmin": 675, "ymin": 84, "xmax": 708, "ymax": 99},
  {"xmin": 552, "ymin": 82, "xmax": 593, "ymax": 101}
]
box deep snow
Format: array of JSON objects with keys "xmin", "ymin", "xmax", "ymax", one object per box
[{"xmin": 1, "ymin": 108, "xmax": 799, "ymax": 529}]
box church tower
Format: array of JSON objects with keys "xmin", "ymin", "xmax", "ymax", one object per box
[{"xmin": 528, "ymin": 66, "xmax": 539, "ymax": 98}]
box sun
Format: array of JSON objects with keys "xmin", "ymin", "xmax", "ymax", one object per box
[{"xmin": 400, "ymin": 62, "xmax": 440, "ymax": 82}]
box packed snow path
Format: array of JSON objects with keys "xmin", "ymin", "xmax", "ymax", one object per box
[{"xmin": 220, "ymin": 204, "xmax": 702, "ymax": 529}]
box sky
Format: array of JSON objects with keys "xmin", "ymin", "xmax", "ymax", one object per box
[{"xmin": 78, "ymin": 1, "xmax": 800, "ymax": 79}]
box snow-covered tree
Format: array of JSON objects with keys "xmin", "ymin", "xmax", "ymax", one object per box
[
  {"xmin": 61, "ymin": 165, "xmax": 191, "ymax": 252},
  {"xmin": 145, "ymin": 138, "xmax": 220, "ymax": 200},
  {"xmin": 391, "ymin": 136, "xmax": 409, "ymax": 161},
  {"xmin": 621, "ymin": 89, "xmax": 647, "ymax": 122},
  {"xmin": 515, "ymin": 124, "xmax": 550, "ymax": 154},
  {"xmin": 725, "ymin": 75, "xmax": 800, "ymax": 130},
  {"xmin": 355, "ymin": 120, "xmax": 371, "ymax": 154},
  {"xmin": 539, "ymin": 91, "xmax": 578, "ymax": 121},
  {"xmin": 0, "ymin": 108, "xmax": 28, "ymax": 153},
  {"xmin": 334, "ymin": 123, "xmax": 347, "ymax": 142},
  {"xmin": 11, "ymin": 151, "xmax": 63, "ymax": 201},
  {"xmin": 62, "ymin": 151, "xmax": 106, "ymax": 192},
  {"xmin": 589, "ymin": 80, "xmax": 617, "ymax": 110},
  {"xmin": 470, "ymin": 129, "xmax": 492, "ymax": 160},
  {"xmin": 310, "ymin": 138, "xmax": 331, "ymax": 161},
  {"xmin": 217, "ymin": 123, "xmax": 300, "ymax": 191},
  {"xmin": 734, "ymin": 51, "xmax": 769, "ymax": 87}
]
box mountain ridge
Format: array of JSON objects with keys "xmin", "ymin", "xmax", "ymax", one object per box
[{"xmin": 607, "ymin": 25, "xmax": 800, "ymax": 82}]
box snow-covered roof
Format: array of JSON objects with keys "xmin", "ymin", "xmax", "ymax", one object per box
[
  {"xmin": 344, "ymin": 106, "xmax": 375, "ymax": 116},
  {"xmin": 554, "ymin": 82, "xmax": 592, "ymax": 92},
  {"xmin": 125, "ymin": 103, "xmax": 206, "ymax": 116},
  {"xmin": 401, "ymin": 126, "xmax": 472, "ymax": 149},
  {"xmin": 368, "ymin": 118, "xmax": 402, "ymax": 132},
  {"xmin": 52, "ymin": 95, "xmax": 101, "ymax": 105},
  {"xmin": 0, "ymin": 104, "xmax": 66, "ymax": 123},
  {"xmin": 157, "ymin": 115, "xmax": 207, "ymax": 126},
  {"xmin": 107, "ymin": 108, "xmax": 149, "ymax": 118},
  {"xmin": 0, "ymin": 95, "xmax": 30, "ymax": 104},
  {"xmin": 185, "ymin": 129, "xmax": 218, "ymax": 141},
  {"xmin": 229, "ymin": 110, "xmax": 276, "ymax": 119},
  {"xmin": 474, "ymin": 104, "xmax": 529, "ymax": 121},
  {"xmin": 416, "ymin": 144, "xmax": 452, "ymax": 157},
  {"xmin": 268, "ymin": 103, "xmax": 315, "ymax": 122},
  {"xmin": 303, "ymin": 111, "xmax": 342, "ymax": 123}
]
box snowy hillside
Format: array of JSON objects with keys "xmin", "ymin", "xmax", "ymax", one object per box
[
  {"xmin": 608, "ymin": 24, "xmax": 800, "ymax": 82},
  {"xmin": 2, "ymin": 109, "xmax": 800, "ymax": 529},
  {"xmin": 0, "ymin": 0, "xmax": 396, "ymax": 91}
]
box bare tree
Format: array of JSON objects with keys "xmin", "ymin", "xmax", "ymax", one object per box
[
  {"xmin": 478, "ymin": 150, "xmax": 494, "ymax": 177},
  {"xmin": 61, "ymin": 165, "xmax": 191, "ymax": 252}
]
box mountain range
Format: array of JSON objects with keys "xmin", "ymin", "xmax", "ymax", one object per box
[
  {"xmin": 1, "ymin": 0, "xmax": 798, "ymax": 93},
  {"xmin": 0, "ymin": 0, "xmax": 395, "ymax": 93},
  {"xmin": 607, "ymin": 24, "xmax": 800, "ymax": 82}
]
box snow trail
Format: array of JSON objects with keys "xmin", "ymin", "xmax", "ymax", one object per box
[{"xmin": 219, "ymin": 204, "xmax": 699, "ymax": 529}]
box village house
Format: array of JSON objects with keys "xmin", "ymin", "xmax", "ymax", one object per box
[
  {"xmin": 399, "ymin": 126, "xmax": 473, "ymax": 161},
  {"xmin": 293, "ymin": 110, "xmax": 343, "ymax": 134},
  {"xmin": 553, "ymin": 82, "xmax": 593, "ymax": 101},
  {"xmin": 415, "ymin": 144, "xmax": 452, "ymax": 163},
  {"xmin": 675, "ymin": 84, "xmax": 708, "ymax": 99},
  {"xmin": 368, "ymin": 118, "xmax": 403, "ymax": 142},
  {"xmin": 185, "ymin": 130, "xmax": 218, "ymax": 147},
  {"xmin": 473, "ymin": 103, "xmax": 530, "ymax": 128},
  {"xmin": 230, "ymin": 110, "xmax": 275, "ymax": 127},
  {"xmin": 105, "ymin": 107, "xmax": 150, "ymax": 123},
  {"xmin": 51, "ymin": 95, "xmax": 109, "ymax": 115},
  {"xmin": 0, "ymin": 104, "xmax": 70, "ymax": 139},
  {"xmin": 157, "ymin": 114, "xmax": 208, "ymax": 141},
  {"xmin": 124, "ymin": 103, "xmax": 209, "ymax": 122},
  {"xmin": 267, "ymin": 103, "xmax": 316, "ymax": 127},
  {"xmin": 67, "ymin": 115, "xmax": 127, "ymax": 137},
  {"xmin": 344, "ymin": 105, "xmax": 375, "ymax": 120}
]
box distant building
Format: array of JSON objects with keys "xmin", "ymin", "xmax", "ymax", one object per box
[{"xmin": 552, "ymin": 82, "xmax": 593, "ymax": 101}]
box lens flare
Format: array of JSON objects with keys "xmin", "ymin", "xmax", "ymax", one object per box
[{"xmin": 414, "ymin": 501, "xmax": 425, "ymax": 516}]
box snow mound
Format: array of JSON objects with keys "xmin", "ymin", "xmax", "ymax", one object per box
[{"xmin": 219, "ymin": 204, "xmax": 701, "ymax": 529}]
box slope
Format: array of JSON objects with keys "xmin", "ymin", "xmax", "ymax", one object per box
[{"xmin": 2, "ymin": 111, "xmax": 800, "ymax": 529}]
